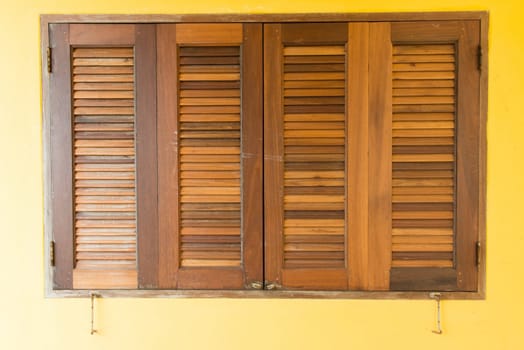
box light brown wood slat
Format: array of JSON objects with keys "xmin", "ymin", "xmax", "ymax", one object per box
[
  {"xmin": 180, "ymin": 228, "xmax": 241, "ymax": 236},
  {"xmin": 284, "ymin": 72, "xmax": 345, "ymax": 80},
  {"xmin": 73, "ymin": 58, "xmax": 134, "ymax": 66},
  {"xmin": 73, "ymin": 74, "xmax": 134, "ymax": 83},
  {"xmin": 284, "ymin": 80, "xmax": 346, "ymax": 89},
  {"xmin": 73, "ymin": 66, "xmax": 134, "ymax": 75},
  {"xmin": 71, "ymin": 46, "xmax": 137, "ymax": 288},
  {"xmin": 393, "ymin": 96, "xmax": 455, "ymax": 105},
  {"xmin": 74, "ymin": 99, "xmax": 134, "ymax": 107},
  {"xmin": 284, "ymin": 113, "xmax": 345, "ymax": 122},
  {"xmin": 74, "ymin": 82, "xmax": 134, "ymax": 91},
  {"xmin": 393, "ymin": 54, "xmax": 455, "ymax": 63},
  {"xmin": 284, "ymin": 88, "xmax": 346, "ymax": 97},
  {"xmin": 393, "ymin": 121, "xmax": 454, "ymax": 129},
  {"xmin": 392, "ymin": 42, "xmax": 457, "ymax": 270},
  {"xmin": 392, "ymin": 244, "xmax": 454, "ymax": 252},
  {"xmin": 391, "ymin": 260, "xmax": 453, "ymax": 268},
  {"xmin": 392, "ymin": 235, "xmax": 453, "ymax": 244},
  {"xmin": 284, "ymin": 55, "xmax": 346, "ymax": 64},
  {"xmin": 284, "ymin": 122, "xmax": 345, "ymax": 130},
  {"xmin": 393, "ymin": 44, "xmax": 455, "ymax": 55},
  {"xmin": 393, "ymin": 186, "xmax": 454, "ymax": 195},
  {"xmin": 392, "ymin": 63, "xmax": 455, "ymax": 72},
  {"xmin": 179, "ymin": 65, "xmax": 240, "ymax": 73},
  {"xmin": 392, "ymin": 80, "xmax": 455, "ymax": 88},
  {"xmin": 393, "ymin": 88, "xmax": 455, "ymax": 97},
  {"xmin": 73, "ymin": 48, "xmax": 134, "ymax": 58}
]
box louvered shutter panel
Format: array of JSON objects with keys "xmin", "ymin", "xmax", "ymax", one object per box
[
  {"xmin": 157, "ymin": 24, "xmax": 263, "ymax": 289},
  {"xmin": 389, "ymin": 21, "xmax": 480, "ymax": 291},
  {"xmin": 50, "ymin": 24, "xmax": 156, "ymax": 289},
  {"xmin": 265, "ymin": 24, "xmax": 350, "ymax": 290}
]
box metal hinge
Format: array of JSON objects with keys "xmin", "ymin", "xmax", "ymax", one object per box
[
  {"xmin": 264, "ymin": 281, "xmax": 281, "ymax": 290},
  {"xmin": 47, "ymin": 47, "xmax": 52, "ymax": 73},
  {"xmin": 50, "ymin": 240, "xmax": 55, "ymax": 266},
  {"xmin": 476, "ymin": 241, "xmax": 481, "ymax": 266},
  {"xmin": 249, "ymin": 281, "xmax": 263, "ymax": 290},
  {"xmin": 477, "ymin": 45, "xmax": 483, "ymax": 72}
]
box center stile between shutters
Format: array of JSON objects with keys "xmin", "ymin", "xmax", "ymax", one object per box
[{"xmin": 49, "ymin": 19, "xmax": 481, "ymax": 293}]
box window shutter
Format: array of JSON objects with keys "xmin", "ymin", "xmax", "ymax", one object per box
[
  {"xmin": 388, "ymin": 21, "xmax": 480, "ymax": 291},
  {"xmin": 264, "ymin": 23, "xmax": 350, "ymax": 290},
  {"xmin": 50, "ymin": 24, "xmax": 156, "ymax": 289},
  {"xmin": 157, "ymin": 24, "xmax": 263, "ymax": 289}
]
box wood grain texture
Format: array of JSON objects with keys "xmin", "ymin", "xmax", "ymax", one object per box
[
  {"xmin": 157, "ymin": 24, "xmax": 180, "ymax": 288},
  {"xmin": 41, "ymin": 12, "xmax": 488, "ymax": 25},
  {"xmin": 50, "ymin": 23, "xmax": 73, "ymax": 289},
  {"xmin": 263, "ymin": 23, "xmax": 284, "ymax": 287},
  {"xmin": 368, "ymin": 23, "xmax": 392, "ymax": 290},
  {"xmin": 135, "ymin": 24, "xmax": 158, "ymax": 289},
  {"xmin": 176, "ymin": 24, "xmax": 243, "ymax": 44},
  {"xmin": 455, "ymin": 20, "xmax": 480, "ymax": 291},
  {"xmin": 348, "ymin": 22, "xmax": 369, "ymax": 290},
  {"xmin": 241, "ymin": 24, "xmax": 264, "ymax": 287},
  {"xmin": 69, "ymin": 24, "xmax": 135, "ymax": 45}
]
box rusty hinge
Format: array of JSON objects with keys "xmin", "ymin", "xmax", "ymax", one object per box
[
  {"xmin": 476, "ymin": 241, "xmax": 481, "ymax": 266},
  {"xmin": 50, "ymin": 240, "xmax": 55, "ymax": 266},
  {"xmin": 249, "ymin": 281, "xmax": 263, "ymax": 290},
  {"xmin": 47, "ymin": 47, "xmax": 52, "ymax": 73},
  {"xmin": 477, "ymin": 45, "xmax": 483, "ymax": 72}
]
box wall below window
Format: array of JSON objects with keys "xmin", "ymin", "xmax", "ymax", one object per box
[{"xmin": 0, "ymin": 1, "xmax": 522, "ymax": 349}]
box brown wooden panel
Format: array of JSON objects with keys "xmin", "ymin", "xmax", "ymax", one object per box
[
  {"xmin": 282, "ymin": 269, "xmax": 348, "ymax": 290},
  {"xmin": 69, "ymin": 24, "xmax": 135, "ymax": 45},
  {"xmin": 264, "ymin": 24, "xmax": 284, "ymax": 287},
  {"xmin": 154, "ymin": 25, "xmax": 195, "ymax": 285},
  {"xmin": 391, "ymin": 21, "xmax": 462, "ymax": 42},
  {"xmin": 50, "ymin": 23, "xmax": 73, "ymax": 289},
  {"xmin": 176, "ymin": 24, "xmax": 243, "ymax": 44},
  {"xmin": 282, "ymin": 23, "xmax": 348, "ymax": 43},
  {"xmin": 348, "ymin": 22, "xmax": 369, "ymax": 290},
  {"xmin": 455, "ymin": 21, "xmax": 480, "ymax": 291},
  {"xmin": 73, "ymin": 270, "xmax": 137, "ymax": 289},
  {"xmin": 241, "ymin": 24, "xmax": 264, "ymax": 287},
  {"xmin": 135, "ymin": 24, "xmax": 158, "ymax": 289},
  {"xmin": 368, "ymin": 23, "xmax": 392, "ymax": 290},
  {"xmin": 177, "ymin": 269, "xmax": 244, "ymax": 289},
  {"xmin": 390, "ymin": 267, "xmax": 457, "ymax": 291}
]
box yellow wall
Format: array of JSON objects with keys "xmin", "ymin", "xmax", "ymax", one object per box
[{"xmin": 0, "ymin": 0, "xmax": 522, "ymax": 349}]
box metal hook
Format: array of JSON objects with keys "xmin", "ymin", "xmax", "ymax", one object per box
[
  {"xmin": 429, "ymin": 292, "xmax": 443, "ymax": 335},
  {"xmin": 90, "ymin": 292, "xmax": 100, "ymax": 335}
]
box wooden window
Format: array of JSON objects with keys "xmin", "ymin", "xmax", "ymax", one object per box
[{"xmin": 44, "ymin": 14, "xmax": 486, "ymax": 297}]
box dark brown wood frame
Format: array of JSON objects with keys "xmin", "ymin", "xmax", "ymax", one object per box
[{"xmin": 42, "ymin": 11, "xmax": 488, "ymax": 299}]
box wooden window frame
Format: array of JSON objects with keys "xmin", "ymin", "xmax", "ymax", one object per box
[{"xmin": 42, "ymin": 12, "xmax": 488, "ymax": 299}]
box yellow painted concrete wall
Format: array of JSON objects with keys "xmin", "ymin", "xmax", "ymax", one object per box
[{"xmin": 0, "ymin": 0, "xmax": 522, "ymax": 349}]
